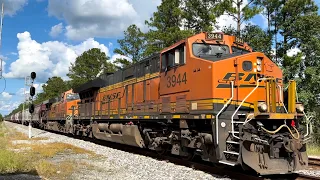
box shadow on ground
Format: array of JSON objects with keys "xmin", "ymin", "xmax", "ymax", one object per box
[{"xmin": 0, "ymin": 170, "xmax": 41, "ymax": 180}]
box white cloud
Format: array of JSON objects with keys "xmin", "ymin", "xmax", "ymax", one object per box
[
  {"xmin": 110, "ymin": 53, "xmax": 132, "ymax": 65},
  {"xmin": 49, "ymin": 23, "xmax": 64, "ymax": 37},
  {"xmin": 287, "ymin": 48, "xmax": 301, "ymax": 57},
  {"xmin": 1, "ymin": 92, "xmax": 12, "ymax": 99},
  {"xmin": 16, "ymin": 83, "xmax": 45, "ymax": 100},
  {"xmin": 47, "ymin": 0, "xmax": 161, "ymax": 40},
  {"xmin": 0, "ymin": 55, "xmax": 8, "ymax": 60},
  {"xmin": 216, "ymin": 0, "xmax": 260, "ymax": 32},
  {"xmin": 33, "ymin": 83, "xmax": 44, "ymax": 93},
  {"xmin": 17, "ymin": 88, "xmax": 26, "ymax": 96},
  {"xmin": 4, "ymin": 31, "xmax": 110, "ymax": 82},
  {"xmin": 10, "ymin": 52, "xmax": 18, "ymax": 56},
  {"xmin": 0, "ymin": 0, "xmax": 27, "ymax": 16},
  {"xmin": 0, "ymin": 100, "xmax": 20, "ymax": 113}
]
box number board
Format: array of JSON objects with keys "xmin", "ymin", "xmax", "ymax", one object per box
[
  {"xmin": 206, "ymin": 32, "xmax": 223, "ymax": 41},
  {"xmin": 235, "ymin": 36, "xmax": 244, "ymax": 44}
]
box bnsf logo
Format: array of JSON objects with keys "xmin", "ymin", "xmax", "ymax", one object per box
[
  {"xmin": 103, "ymin": 92, "xmax": 121, "ymax": 101},
  {"xmin": 217, "ymin": 73, "xmax": 282, "ymax": 88},
  {"xmin": 223, "ymin": 72, "xmax": 257, "ymax": 82}
]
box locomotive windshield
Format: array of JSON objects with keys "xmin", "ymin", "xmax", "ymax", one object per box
[
  {"xmin": 193, "ymin": 43, "xmax": 230, "ymax": 56},
  {"xmin": 232, "ymin": 46, "xmax": 250, "ymax": 54},
  {"xmin": 66, "ymin": 93, "xmax": 80, "ymax": 101}
]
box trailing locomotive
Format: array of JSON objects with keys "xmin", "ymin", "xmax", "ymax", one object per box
[{"xmin": 6, "ymin": 32, "xmax": 310, "ymax": 175}]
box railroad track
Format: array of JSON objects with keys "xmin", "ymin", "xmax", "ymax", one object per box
[
  {"xmin": 309, "ymin": 157, "xmax": 320, "ymax": 168},
  {"xmin": 294, "ymin": 157, "xmax": 320, "ymax": 180},
  {"xmin": 5, "ymin": 121, "xmax": 320, "ymax": 180}
]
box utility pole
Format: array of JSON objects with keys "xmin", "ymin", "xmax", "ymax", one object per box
[
  {"xmin": 22, "ymin": 76, "xmax": 31, "ymax": 125},
  {"xmin": 0, "ymin": 3, "xmax": 4, "ymax": 78}
]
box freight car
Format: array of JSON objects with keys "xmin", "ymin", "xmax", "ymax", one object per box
[{"xmin": 6, "ymin": 32, "xmax": 310, "ymax": 175}]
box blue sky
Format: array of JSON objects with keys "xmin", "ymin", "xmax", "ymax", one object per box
[{"xmin": 0, "ymin": 0, "xmax": 319, "ymax": 116}]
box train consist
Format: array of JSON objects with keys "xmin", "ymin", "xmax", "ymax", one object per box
[{"xmin": 6, "ymin": 32, "xmax": 310, "ymax": 175}]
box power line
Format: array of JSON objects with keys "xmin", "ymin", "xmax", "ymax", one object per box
[{"xmin": 0, "ymin": 3, "xmax": 4, "ymax": 78}]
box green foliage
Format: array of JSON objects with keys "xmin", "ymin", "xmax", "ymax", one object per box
[
  {"xmin": 113, "ymin": 24, "xmax": 146, "ymax": 68},
  {"xmin": 181, "ymin": 0, "xmax": 218, "ymax": 33},
  {"xmin": 275, "ymin": 0, "xmax": 318, "ymax": 58},
  {"xmin": 67, "ymin": 48, "xmax": 116, "ymax": 88},
  {"xmin": 42, "ymin": 77, "xmax": 69, "ymax": 99},
  {"xmin": 144, "ymin": 0, "xmax": 193, "ymax": 56},
  {"xmin": 216, "ymin": 0, "xmax": 263, "ymax": 33},
  {"xmin": 223, "ymin": 24, "xmax": 273, "ymax": 56},
  {"xmin": 270, "ymin": 1, "xmax": 320, "ymax": 144}
]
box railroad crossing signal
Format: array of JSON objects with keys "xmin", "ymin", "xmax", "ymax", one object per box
[
  {"xmin": 29, "ymin": 72, "xmax": 36, "ymax": 113},
  {"xmin": 28, "ymin": 71, "xmax": 36, "ymax": 139}
]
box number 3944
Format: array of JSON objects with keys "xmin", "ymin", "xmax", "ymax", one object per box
[{"xmin": 166, "ymin": 72, "xmax": 187, "ymax": 88}]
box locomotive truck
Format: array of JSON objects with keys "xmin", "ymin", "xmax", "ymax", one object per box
[{"xmin": 6, "ymin": 32, "xmax": 310, "ymax": 175}]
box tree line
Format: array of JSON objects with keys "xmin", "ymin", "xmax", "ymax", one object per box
[{"xmin": 7, "ymin": 0, "xmax": 320, "ymax": 143}]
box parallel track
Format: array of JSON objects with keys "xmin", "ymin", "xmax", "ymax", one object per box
[
  {"xmin": 308, "ymin": 157, "xmax": 320, "ymax": 168},
  {"xmin": 5, "ymin": 121, "xmax": 320, "ymax": 180}
]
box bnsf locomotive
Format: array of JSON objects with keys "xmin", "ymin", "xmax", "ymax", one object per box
[{"xmin": 6, "ymin": 32, "xmax": 310, "ymax": 175}]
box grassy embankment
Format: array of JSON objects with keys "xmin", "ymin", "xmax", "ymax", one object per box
[
  {"xmin": 0, "ymin": 122, "xmax": 96, "ymax": 179},
  {"xmin": 307, "ymin": 143, "xmax": 320, "ymax": 156}
]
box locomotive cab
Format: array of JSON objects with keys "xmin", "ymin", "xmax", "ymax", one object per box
[{"xmin": 159, "ymin": 32, "xmax": 308, "ymax": 175}]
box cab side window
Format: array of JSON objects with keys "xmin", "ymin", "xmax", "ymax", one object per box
[{"xmin": 161, "ymin": 44, "xmax": 186, "ymax": 71}]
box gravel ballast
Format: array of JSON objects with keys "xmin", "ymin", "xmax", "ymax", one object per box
[{"xmin": 4, "ymin": 122, "xmax": 230, "ymax": 180}]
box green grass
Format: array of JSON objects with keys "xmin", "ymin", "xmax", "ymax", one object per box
[
  {"xmin": 0, "ymin": 122, "xmax": 33, "ymax": 174},
  {"xmin": 0, "ymin": 150, "xmax": 32, "ymax": 174},
  {"xmin": 307, "ymin": 144, "xmax": 320, "ymax": 156},
  {"xmin": 0, "ymin": 122, "xmax": 95, "ymax": 179}
]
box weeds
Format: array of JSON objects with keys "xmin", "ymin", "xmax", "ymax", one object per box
[
  {"xmin": 307, "ymin": 143, "xmax": 320, "ymax": 156},
  {"xmin": 35, "ymin": 160, "xmax": 74, "ymax": 179},
  {"xmin": 11, "ymin": 142, "xmax": 95, "ymax": 158},
  {"xmin": 0, "ymin": 122, "xmax": 95, "ymax": 179},
  {"xmin": 0, "ymin": 150, "xmax": 32, "ymax": 174}
]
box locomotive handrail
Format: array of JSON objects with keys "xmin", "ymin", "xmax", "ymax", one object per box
[
  {"xmin": 215, "ymin": 81, "xmax": 234, "ymax": 145},
  {"xmin": 304, "ymin": 113, "xmax": 313, "ymax": 137},
  {"xmin": 277, "ymin": 84, "xmax": 289, "ymax": 126},
  {"xmin": 277, "ymin": 84, "xmax": 288, "ymax": 114},
  {"xmin": 231, "ymin": 78, "xmax": 271, "ymax": 139},
  {"xmin": 283, "ymin": 80, "xmax": 311, "ymax": 138},
  {"xmin": 293, "ymin": 82, "xmax": 312, "ymax": 138}
]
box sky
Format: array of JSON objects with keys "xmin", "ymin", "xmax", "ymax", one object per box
[{"xmin": 0, "ymin": 0, "xmax": 319, "ymax": 116}]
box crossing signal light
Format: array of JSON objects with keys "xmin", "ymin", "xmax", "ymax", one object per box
[
  {"xmin": 29, "ymin": 104, "xmax": 34, "ymax": 113},
  {"xmin": 30, "ymin": 86, "xmax": 35, "ymax": 96},
  {"xmin": 31, "ymin": 72, "xmax": 36, "ymax": 80}
]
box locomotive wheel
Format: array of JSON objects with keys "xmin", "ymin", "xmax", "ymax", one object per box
[
  {"xmin": 156, "ymin": 145, "xmax": 169, "ymax": 155},
  {"xmin": 213, "ymin": 163, "xmax": 227, "ymax": 168},
  {"xmin": 181, "ymin": 153, "xmax": 195, "ymax": 161}
]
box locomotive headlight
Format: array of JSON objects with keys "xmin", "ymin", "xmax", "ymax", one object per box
[
  {"xmin": 258, "ymin": 102, "xmax": 268, "ymax": 112},
  {"xmin": 296, "ymin": 104, "xmax": 304, "ymax": 113},
  {"xmin": 257, "ymin": 58, "xmax": 262, "ymax": 65},
  {"xmin": 256, "ymin": 58, "xmax": 262, "ymax": 72},
  {"xmin": 256, "ymin": 65, "xmax": 262, "ymax": 72}
]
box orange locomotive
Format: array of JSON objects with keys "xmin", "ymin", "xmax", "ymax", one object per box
[
  {"xmin": 43, "ymin": 32, "xmax": 308, "ymax": 175},
  {"xmin": 43, "ymin": 89, "xmax": 80, "ymax": 132}
]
